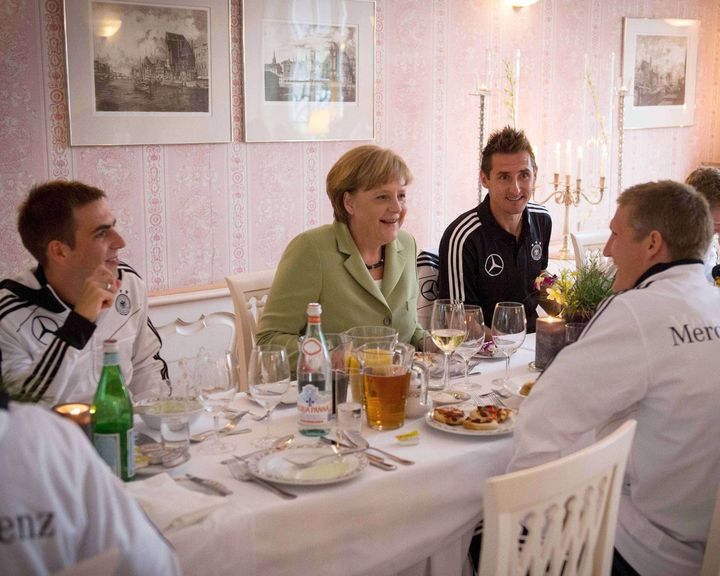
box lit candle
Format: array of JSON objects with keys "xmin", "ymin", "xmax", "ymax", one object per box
[
  {"xmin": 485, "ymin": 49, "xmax": 492, "ymax": 88},
  {"xmin": 576, "ymin": 146, "xmax": 583, "ymax": 179},
  {"xmin": 52, "ymin": 402, "xmax": 92, "ymax": 438},
  {"xmin": 514, "ymin": 49, "xmax": 521, "ymax": 127},
  {"xmin": 554, "ymin": 141, "xmax": 561, "ymax": 174},
  {"xmin": 535, "ymin": 316, "xmax": 567, "ymax": 370},
  {"xmin": 565, "ymin": 139, "xmax": 572, "ymax": 179}
]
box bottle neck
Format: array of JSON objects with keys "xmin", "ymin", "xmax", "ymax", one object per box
[{"xmin": 103, "ymin": 351, "xmax": 120, "ymax": 367}]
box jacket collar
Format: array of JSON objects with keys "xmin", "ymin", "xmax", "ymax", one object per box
[
  {"xmin": 334, "ymin": 221, "xmax": 406, "ymax": 309},
  {"xmin": 633, "ymin": 258, "xmax": 704, "ymax": 288}
]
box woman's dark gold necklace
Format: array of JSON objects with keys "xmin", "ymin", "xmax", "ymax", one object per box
[{"xmin": 365, "ymin": 246, "xmax": 385, "ymax": 270}]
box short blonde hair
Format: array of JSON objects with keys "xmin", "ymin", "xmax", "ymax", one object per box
[
  {"xmin": 327, "ymin": 145, "xmax": 413, "ymax": 224},
  {"xmin": 686, "ymin": 166, "xmax": 720, "ymax": 209},
  {"xmin": 618, "ymin": 180, "xmax": 712, "ymax": 260}
]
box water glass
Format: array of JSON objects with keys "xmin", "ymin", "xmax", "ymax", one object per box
[
  {"xmin": 160, "ymin": 417, "xmax": 190, "ymax": 467},
  {"xmin": 565, "ymin": 322, "xmax": 587, "ymax": 345},
  {"xmin": 248, "ymin": 344, "xmax": 291, "ymax": 448},
  {"xmin": 336, "ymin": 401, "xmax": 363, "ymax": 439}
]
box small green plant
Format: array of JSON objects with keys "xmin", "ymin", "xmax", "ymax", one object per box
[{"xmin": 535, "ymin": 254, "xmax": 614, "ymax": 322}]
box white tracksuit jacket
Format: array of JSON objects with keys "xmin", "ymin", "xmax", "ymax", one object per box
[{"xmin": 0, "ymin": 263, "xmax": 166, "ymax": 405}]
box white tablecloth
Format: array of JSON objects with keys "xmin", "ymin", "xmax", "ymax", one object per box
[{"xmin": 134, "ymin": 335, "xmax": 539, "ymax": 576}]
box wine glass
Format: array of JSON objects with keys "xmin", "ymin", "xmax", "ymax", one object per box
[
  {"xmin": 491, "ymin": 302, "xmax": 527, "ymax": 387},
  {"xmin": 195, "ymin": 349, "xmax": 236, "ymax": 454},
  {"xmin": 454, "ymin": 305, "xmax": 485, "ymax": 389},
  {"xmin": 430, "ymin": 299, "xmax": 467, "ymax": 390},
  {"xmin": 247, "ymin": 344, "xmax": 291, "ymax": 448}
]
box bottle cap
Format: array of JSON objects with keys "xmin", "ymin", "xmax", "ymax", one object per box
[
  {"xmin": 103, "ymin": 339, "xmax": 119, "ymax": 353},
  {"xmin": 306, "ymin": 302, "xmax": 322, "ymax": 316}
]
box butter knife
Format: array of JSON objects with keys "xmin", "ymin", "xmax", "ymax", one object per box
[{"xmin": 184, "ymin": 474, "xmax": 233, "ymax": 496}]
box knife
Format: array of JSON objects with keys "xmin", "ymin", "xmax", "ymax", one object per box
[
  {"xmin": 320, "ymin": 436, "xmax": 396, "ymax": 471},
  {"xmin": 183, "ymin": 474, "xmax": 233, "ymax": 496}
]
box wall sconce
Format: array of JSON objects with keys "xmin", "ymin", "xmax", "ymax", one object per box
[
  {"xmin": 507, "ymin": 0, "xmax": 540, "ymax": 9},
  {"xmin": 96, "ymin": 18, "xmax": 122, "ymax": 38}
]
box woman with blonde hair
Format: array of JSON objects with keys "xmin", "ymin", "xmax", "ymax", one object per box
[{"xmin": 256, "ymin": 145, "xmax": 424, "ymax": 368}]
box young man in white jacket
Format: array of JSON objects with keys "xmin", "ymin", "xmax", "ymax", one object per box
[
  {"xmin": 0, "ymin": 181, "xmax": 166, "ymax": 405},
  {"xmin": 508, "ymin": 180, "xmax": 720, "ymax": 576}
]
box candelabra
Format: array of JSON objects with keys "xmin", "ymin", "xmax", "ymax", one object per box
[{"xmin": 537, "ymin": 172, "xmax": 606, "ymax": 260}]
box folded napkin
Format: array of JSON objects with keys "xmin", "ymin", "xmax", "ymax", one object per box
[{"xmin": 126, "ymin": 473, "xmax": 225, "ymax": 532}]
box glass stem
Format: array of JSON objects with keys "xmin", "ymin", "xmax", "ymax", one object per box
[
  {"xmin": 212, "ymin": 413, "xmax": 221, "ymax": 447},
  {"xmin": 265, "ymin": 408, "xmax": 272, "ymax": 438},
  {"xmin": 464, "ymin": 359, "xmax": 469, "ymax": 387},
  {"xmin": 444, "ymin": 352, "xmax": 450, "ymax": 390},
  {"xmin": 504, "ymin": 354, "xmax": 510, "ymax": 381}
]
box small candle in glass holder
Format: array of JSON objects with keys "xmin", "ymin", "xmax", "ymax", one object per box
[
  {"xmin": 52, "ymin": 402, "xmax": 92, "ymax": 438},
  {"xmin": 535, "ymin": 316, "xmax": 567, "ymax": 370}
]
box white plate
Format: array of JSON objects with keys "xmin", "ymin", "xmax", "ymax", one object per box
[
  {"xmin": 431, "ymin": 390, "xmax": 471, "ymax": 405},
  {"xmin": 424, "ymin": 407, "xmax": 514, "ymax": 436},
  {"xmin": 475, "ymin": 344, "xmax": 505, "ymax": 359},
  {"xmin": 248, "ymin": 446, "xmax": 368, "ymax": 486}
]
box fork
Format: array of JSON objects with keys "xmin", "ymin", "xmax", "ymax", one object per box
[
  {"xmin": 282, "ymin": 446, "xmax": 365, "ymax": 468},
  {"xmin": 227, "ymin": 460, "xmax": 297, "ymax": 499},
  {"xmin": 483, "ymin": 390, "xmax": 507, "ymax": 407}
]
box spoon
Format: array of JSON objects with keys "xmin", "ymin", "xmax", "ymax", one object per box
[
  {"xmin": 344, "ymin": 430, "xmax": 415, "ymax": 466},
  {"xmin": 190, "ymin": 414, "xmax": 249, "ymax": 443}
]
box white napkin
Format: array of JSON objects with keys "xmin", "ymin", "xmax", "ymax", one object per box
[{"xmin": 126, "ymin": 473, "xmax": 225, "ymax": 532}]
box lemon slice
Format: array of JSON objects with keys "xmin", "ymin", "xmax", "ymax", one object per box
[{"xmin": 395, "ymin": 430, "xmax": 420, "ymax": 445}]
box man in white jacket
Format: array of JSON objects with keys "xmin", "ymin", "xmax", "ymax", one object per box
[
  {"xmin": 686, "ymin": 166, "xmax": 720, "ymax": 284},
  {"xmin": 0, "ymin": 391, "xmax": 181, "ymax": 575},
  {"xmin": 0, "ymin": 181, "xmax": 166, "ymax": 405},
  {"xmin": 508, "ymin": 180, "xmax": 720, "ymax": 576}
]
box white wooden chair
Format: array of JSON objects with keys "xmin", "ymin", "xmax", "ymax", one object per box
[
  {"xmin": 156, "ymin": 311, "xmax": 237, "ymax": 391},
  {"xmin": 570, "ymin": 231, "xmax": 611, "ymax": 269},
  {"xmin": 53, "ymin": 548, "xmax": 120, "ymax": 576},
  {"xmin": 479, "ymin": 420, "xmax": 637, "ymax": 576},
  {"xmin": 701, "ymin": 484, "xmax": 720, "ymax": 576},
  {"xmin": 225, "ymin": 269, "xmax": 276, "ymax": 391}
]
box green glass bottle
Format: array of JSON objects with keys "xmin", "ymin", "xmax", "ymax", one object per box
[{"xmin": 92, "ymin": 339, "xmax": 135, "ymax": 481}]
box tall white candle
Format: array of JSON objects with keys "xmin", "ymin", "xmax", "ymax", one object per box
[
  {"xmin": 565, "ymin": 140, "xmax": 572, "ymax": 178},
  {"xmin": 600, "ymin": 143, "xmax": 607, "ymax": 178},
  {"xmin": 576, "ymin": 146, "xmax": 583, "ymax": 179},
  {"xmin": 485, "ymin": 49, "xmax": 492, "ymax": 88},
  {"xmin": 554, "ymin": 141, "xmax": 561, "ymax": 174},
  {"xmin": 514, "ymin": 49, "xmax": 521, "ymax": 127}
]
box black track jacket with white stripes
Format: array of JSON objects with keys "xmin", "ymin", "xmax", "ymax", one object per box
[
  {"xmin": 0, "ymin": 264, "xmax": 166, "ymax": 405},
  {"xmin": 438, "ymin": 196, "xmax": 551, "ymax": 332}
]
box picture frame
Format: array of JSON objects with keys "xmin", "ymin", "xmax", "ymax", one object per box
[
  {"xmin": 64, "ymin": 0, "xmax": 232, "ymax": 146},
  {"xmin": 621, "ymin": 17, "xmax": 700, "ymax": 130},
  {"xmin": 242, "ymin": 0, "xmax": 375, "ymax": 142}
]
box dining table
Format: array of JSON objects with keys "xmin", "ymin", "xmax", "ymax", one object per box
[{"xmin": 129, "ymin": 334, "xmax": 540, "ymax": 576}]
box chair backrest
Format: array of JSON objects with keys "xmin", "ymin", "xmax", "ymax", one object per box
[
  {"xmin": 225, "ymin": 269, "xmax": 276, "ymax": 391},
  {"xmin": 416, "ymin": 250, "xmax": 440, "ymax": 329},
  {"xmin": 701, "ymin": 484, "xmax": 720, "ymax": 576},
  {"xmin": 570, "ymin": 231, "xmax": 610, "ymax": 269},
  {"xmin": 157, "ymin": 312, "xmax": 237, "ymax": 391},
  {"xmin": 479, "ymin": 420, "xmax": 637, "ymax": 576},
  {"xmin": 53, "ymin": 548, "xmax": 120, "ymax": 576}
]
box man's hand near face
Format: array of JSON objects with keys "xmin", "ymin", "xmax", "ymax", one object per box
[{"xmin": 73, "ymin": 265, "xmax": 120, "ymax": 323}]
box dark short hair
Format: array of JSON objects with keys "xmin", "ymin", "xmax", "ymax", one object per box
[
  {"xmin": 685, "ymin": 166, "xmax": 720, "ymax": 209},
  {"xmin": 326, "ymin": 145, "xmax": 413, "ymax": 224},
  {"xmin": 17, "ymin": 180, "xmax": 106, "ymax": 267},
  {"xmin": 481, "ymin": 126, "xmax": 537, "ymax": 177},
  {"xmin": 618, "ymin": 180, "xmax": 712, "ymax": 260}
]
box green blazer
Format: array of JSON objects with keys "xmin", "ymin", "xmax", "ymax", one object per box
[{"xmin": 256, "ymin": 221, "xmax": 424, "ymax": 370}]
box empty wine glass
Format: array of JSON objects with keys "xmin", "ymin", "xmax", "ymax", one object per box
[
  {"xmin": 454, "ymin": 305, "xmax": 485, "ymax": 389},
  {"xmin": 195, "ymin": 349, "xmax": 236, "ymax": 454},
  {"xmin": 430, "ymin": 299, "xmax": 467, "ymax": 390},
  {"xmin": 491, "ymin": 302, "xmax": 527, "ymax": 387},
  {"xmin": 247, "ymin": 344, "xmax": 291, "ymax": 448}
]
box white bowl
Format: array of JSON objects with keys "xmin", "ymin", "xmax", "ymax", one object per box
[{"xmin": 134, "ymin": 397, "xmax": 204, "ymax": 430}]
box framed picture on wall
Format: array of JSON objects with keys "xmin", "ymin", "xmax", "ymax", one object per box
[
  {"xmin": 621, "ymin": 17, "xmax": 699, "ymax": 130},
  {"xmin": 242, "ymin": 0, "xmax": 375, "ymax": 142},
  {"xmin": 64, "ymin": 0, "xmax": 232, "ymax": 146}
]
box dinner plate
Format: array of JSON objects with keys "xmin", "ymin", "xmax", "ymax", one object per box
[
  {"xmin": 248, "ymin": 446, "xmax": 368, "ymax": 486},
  {"xmin": 431, "ymin": 390, "xmax": 471, "ymax": 405},
  {"xmin": 424, "ymin": 407, "xmax": 514, "ymax": 436}
]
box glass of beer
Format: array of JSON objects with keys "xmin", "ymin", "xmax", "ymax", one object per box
[{"xmin": 358, "ymin": 342, "xmax": 423, "ymax": 431}]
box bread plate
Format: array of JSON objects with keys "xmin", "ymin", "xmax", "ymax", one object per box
[{"xmin": 424, "ymin": 405, "xmax": 514, "ymax": 436}]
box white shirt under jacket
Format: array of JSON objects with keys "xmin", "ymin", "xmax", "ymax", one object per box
[
  {"xmin": 508, "ymin": 260, "xmax": 720, "ymax": 576},
  {"xmin": 0, "ymin": 401, "xmax": 181, "ymax": 575},
  {"xmin": 0, "ymin": 263, "xmax": 165, "ymax": 405}
]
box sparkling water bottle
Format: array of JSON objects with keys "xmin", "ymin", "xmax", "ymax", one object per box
[
  {"xmin": 92, "ymin": 339, "xmax": 135, "ymax": 481},
  {"xmin": 297, "ymin": 303, "xmax": 332, "ymax": 436}
]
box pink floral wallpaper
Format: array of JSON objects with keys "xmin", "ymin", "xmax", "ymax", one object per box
[{"xmin": 1, "ymin": 0, "xmax": 719, "ymax": 290}]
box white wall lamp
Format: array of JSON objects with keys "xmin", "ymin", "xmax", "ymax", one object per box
[{"xmin": 508, "ymin": 0, "xmax": 540, "ymax": 10}]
